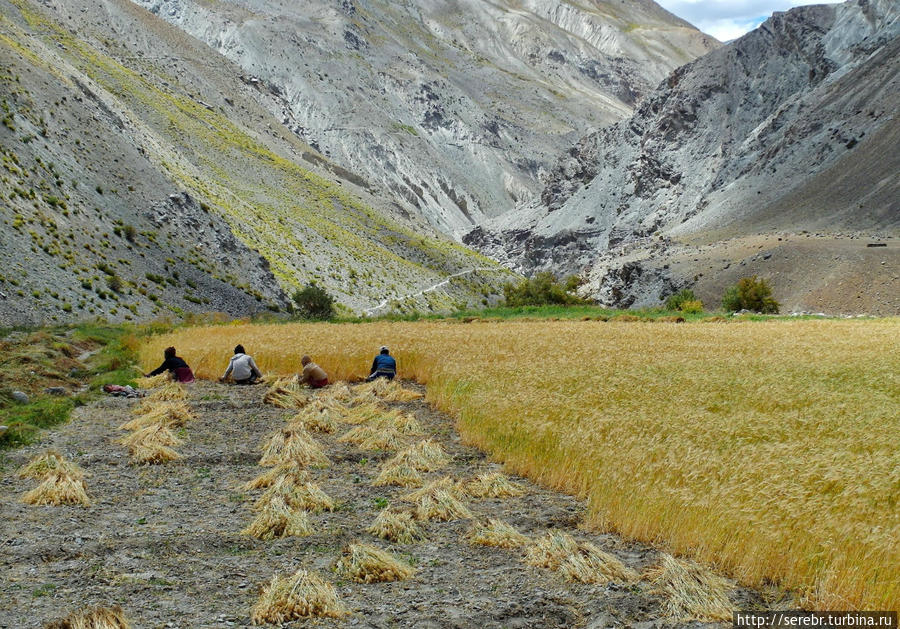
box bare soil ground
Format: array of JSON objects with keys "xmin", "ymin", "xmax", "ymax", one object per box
[{"xmin": 1, "ymin": 381, "xmax": 761, "ymax": 628}]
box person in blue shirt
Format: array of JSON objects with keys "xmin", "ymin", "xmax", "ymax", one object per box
[{"xmin": 366, "ymin": 346, "xmax": 396, "ymax": 382}]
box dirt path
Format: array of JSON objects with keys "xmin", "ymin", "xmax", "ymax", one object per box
[{"xmin": 0, "ymin": 382, "xmax": 757, "ymax": 628}]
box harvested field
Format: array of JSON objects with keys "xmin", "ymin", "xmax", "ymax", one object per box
[
  {"xmin": 141, "ymin": 319, "xmax": 900, "ymax": 609},
  {"xmin": 0, "ymin": 381, "xmax": 764, "ymax": 627}
]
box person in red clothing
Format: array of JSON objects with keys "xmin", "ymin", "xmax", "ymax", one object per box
[
  {"xmin": 145, "ymin": 346, "xmax": 195, "ymax": 383},
  {"xmin": 298, "ymin": 355, "xmax": 328, "ymax": 389}
]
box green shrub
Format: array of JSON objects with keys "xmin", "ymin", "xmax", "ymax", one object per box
[
  {"xmin": 722, "ymin": 276, "xmax": 779, "ymax": 314},
  {"xmin": 292, "ymin": 283, "xmax": 335, "ymax": 320},
  {"xmin": 679, "ymin": 300, "xmax": 704, "ymax": 314},
  {"xmin": 665, "ymin": 289, "xmax": 696, "ymax": 311},
  {"xmin": 503, "ymin": 272, "xmax": 585, "ymax": 307}
]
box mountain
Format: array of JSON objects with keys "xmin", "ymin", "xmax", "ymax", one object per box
[
  {"xmin": 127, "ymin": 0, "xmax": 718, "ymax": 238},
  {"xmin": 467, "ymin": 0, "xmax": 900, "ymax": 315},
  {"xmin": 0, "ymin": 0, "xmax": 525, "ymax": 325}
]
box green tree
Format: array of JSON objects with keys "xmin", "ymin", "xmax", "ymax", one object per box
[
  {"xmin": 503, "ymin": 272, "xmax": 585, "ymax": 307},
  {"xmin": 292, "ymin": 283, "xmax": 335, "ymax": 320},
  {"xmin": 722, "ymin": 276, "xmax": 779, "ymax": 313}
]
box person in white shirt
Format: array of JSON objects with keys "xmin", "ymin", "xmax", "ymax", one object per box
[{"xmin": 219, "ymin": 345, "xmax": 263, "ymax": 384}]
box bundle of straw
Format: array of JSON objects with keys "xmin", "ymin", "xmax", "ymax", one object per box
[
  {"xmin": 464, "ymin": 519, "xmax": 529, "ymax": 549},
  {"xmin": 23, "ymin": 469, "xmax": 91, "ymax": 506},
  {"xmin": 253, "ymin": 476, "xmax": 335, "ymax": 513},
  {"xmin": 44, "ymin": 604, "xmax": 131, "ymax": 629},
  {"xmin": 367, "ymin": 507, "xmax": 425, "ymax": 544},
  {"xmin": 464, "ymin": 472, "xmax": 525, "ymax": 499},
  {"xmin": 525, "ymin": 531, "xmax": 638, "ymax": 585},
  {"xmin": 251, "ymin": 569, "xmax": 347, "ymax": 624},
  {"xmin": 258, "ymin": 427, "xmax": 328, "ymax": 467},
  {"xmin": 119, "ymin": 424, "xmax": 183, "ymax": 449},
  {"xmin": 146, "ymin": 383, "xmax": 186, "ymax": 402},
  {"xmin": 384, "ymin": 439, "xmax": 449, "ymax": 472},
  {"xmin": 121, "ymin": 401, "xmax": 192, "ymax": 430},
  {"xmin": 335, "ymin": 543, "xmax": 415, "ymax": 583},
  {"xmin": 241, "ymin": 496, "xmax": 313, "ymax": 540},
  {"xmin": 17, "ymin": 450, "xmax": 84, "ymax": 480},
  {"xmin": 288, "ymin": 407, "xmax": 337, "ymax": 434},
  {"xmin": 242, "ymin": 463, "xmax": 309, "ymax": 491},
  {"xmin": 372, "ymin": 462, "xmax": 423, "ymax": 488},
  {"xmin": 401, "ymin": 477, "xmax": 471, "ymax": 522},
  {"xmin": 644, "ymin": 554, "xmax": 734, "ymax": 621},
  {"xmin": 263, "ymin": 378, "xmax": 308, "ymax": 409},
  {"xmin": 137, "ymin": 373, "xmax": 170, "ymax": 389}
]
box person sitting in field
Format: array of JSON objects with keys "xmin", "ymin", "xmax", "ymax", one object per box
[
  {"xmin": 145, "ymin": 346, "xmax": 195, "ymax": 383},
  {"xmin": 219, "ymin": 344, "xmax": 263, "ymax": 385},
  {"xmin": 299, "ymin": 355, "xmax": 329, "ymax": 389},
  {"xmin": 366, "ymin": 346, "xmax": 396, "ymax": 382}
]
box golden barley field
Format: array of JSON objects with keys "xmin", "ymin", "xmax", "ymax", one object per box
[{"xmin": 140, "ymin": 318, "xmax": 900, "ymax": 610}]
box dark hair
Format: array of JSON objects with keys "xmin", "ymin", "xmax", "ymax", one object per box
[
  {"xmin": 234, "ymin": 344, "xmax": 245, "ymax": 354},
  {"xmin": 380, "ymin": 348, "xmax": 389, "ymax": 355},
  {"xmin": 164, "ymin": 346, "xmax": 176, "ymax": 359}
]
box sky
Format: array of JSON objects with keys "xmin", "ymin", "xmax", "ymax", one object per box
[{"xmin": 656, "ymin": 0, "xmax": 846, "ymax": 41}]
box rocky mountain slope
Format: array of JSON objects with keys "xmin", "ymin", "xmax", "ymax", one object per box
[
  {"xmin": 0, "ymin": 0, "xmax": 520, "ymax": 326},
  {"xmin": 469, "ymin": 0, "xmax": 899, "ymax": 314},
  {"xmin": 128, "ymin": 0, "xmax": 717, "ymax": 238}
]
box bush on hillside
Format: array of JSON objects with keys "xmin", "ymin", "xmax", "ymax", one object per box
[
  {"xmin": 292, "ymin": 283, "xmax": 335, "ymax": 320},
  {"xmin": 664, "ymin": 289, "xmax": 700, "ymax": 312},
  {"xmin": 722, "ymin": 276, "xmax": 779, "ymax": 314},
  {"xmin": 503, "ymin": 272, "xmax": 586, "ymax": 307}
]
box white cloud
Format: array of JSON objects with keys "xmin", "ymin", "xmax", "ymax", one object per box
[{"xmin": 657, "ymin": 0, "xmax": 846, "ymax": 41}]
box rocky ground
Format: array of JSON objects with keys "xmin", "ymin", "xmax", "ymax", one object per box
[{"xmin": 0, "ymin": 381, "xmax": 764, "ymax": 628}]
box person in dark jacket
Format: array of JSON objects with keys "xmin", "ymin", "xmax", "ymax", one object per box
[
  {"xmin": 146, "ymin": 346, "xmax": 195, "ymax": 383},
  {"xmin": 366, "ymin": 346, "xmax": 396, "ymax": 382}
]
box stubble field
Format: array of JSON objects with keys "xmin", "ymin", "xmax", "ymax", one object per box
[{"xmin": 140, "ymin": 317, "xmax": 900, "ymax": 611}]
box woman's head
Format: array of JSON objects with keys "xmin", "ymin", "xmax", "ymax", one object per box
[
  {"xmin": 164, "ymin": 346, "xmax": 176, "ymax": 359},
  {"xmin": 234, "ymin": 344, "xmax": 245, "ymax": 355}
]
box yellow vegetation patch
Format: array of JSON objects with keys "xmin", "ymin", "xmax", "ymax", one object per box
[
  {"xmin": 44, "ymin": 604, "xmax": 131, "ymax": 629},
  {"xmin": 367, "ymin": 507, "xmax": 425, "ymax": 544},
  {"xmin": 372, "ymin": 462, "xmax": 423, "ymax": 488},
  {"xmin": 645, "ymin": 554, "xmax": 734, "ymax": 622},
  {"xmin": 17, "ymin": 450, "xmax": 84, "ymax": 480},
  {"xmin": 23, "ymin": 470, "xmax": 90, "ymax": 506},
  {"xmin": 335, "ymin": 542, "xmax": 416, "ymax": 583},
  {"xmin": 241, "ymin": 496, "xmax": 313, "ymax": 540},
  {"xmin": 142, "ymin": 318, "xmax": 900, "ymax": 609},
  {"xmin": 464, "ymin": 518, "xmax": 529, "ymax": 549},
  {"xmin": 251, "ymin": 569, "xmax": 347, "ymax": 624},
  {"xmin": 259, "ymin": 427, "xmax": 328, "ymax": 467},
  {"xmin": 464, "ymin": 471, "xmax": 525, "ymax": 499}
]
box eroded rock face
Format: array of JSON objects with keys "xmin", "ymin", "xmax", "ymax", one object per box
[
  {"xmin": 473, "ymin": 0, "xmax": 900, "ymax": 307},
  {"xmin": 127, "ymin": 0, "xmax": 717, "ymax": 238}
]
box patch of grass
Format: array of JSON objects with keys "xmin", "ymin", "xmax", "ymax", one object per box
[{"xmin": 0, "ymin": 397, "xmax": 75, "ymax": 447}]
